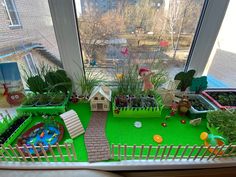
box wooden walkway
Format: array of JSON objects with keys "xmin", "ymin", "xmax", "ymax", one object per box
[{"xmin": 84, "ymin": 112, "xmax": 110, "ymax": 162}]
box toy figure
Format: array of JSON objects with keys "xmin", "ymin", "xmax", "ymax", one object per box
[
  {"xmin": 139, "ymin": 67, "xmax": 154, "ymax": 91},
  {"xmin": 121, "ymin": 47, "xmax": 129, "ymax": 57},
  {"xmin": 170, "ymin": 101, "xmax": 178, "ymax": 116},
  {"xmin": 178, "ymin": 95, "xmax": 191, "ymax": 116}
]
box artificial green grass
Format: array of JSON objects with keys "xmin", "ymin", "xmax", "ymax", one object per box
[{"xmin": 10, "ymin": 102, "xmax": 209, "ymax": 162}]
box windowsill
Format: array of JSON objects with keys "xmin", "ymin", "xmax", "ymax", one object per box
[
  {"xmin": 0, "ymin": 158, "xmax": 235, "ymax": 170},
  {"xmin": 9, "ymin": 24, "xmax": 22, "ymax": 29}
]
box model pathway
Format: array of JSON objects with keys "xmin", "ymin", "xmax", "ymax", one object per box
[{"xmin": 84, "ymin": 112, "xmax": 110, "ymax": 162}]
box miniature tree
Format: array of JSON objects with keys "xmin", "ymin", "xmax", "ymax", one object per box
[
  {"xmin": 190, "ymin": 76, "xmax": 208, "ymax": 94},
  {"xmin": 174, "ymin": 70, "xmax": 196, "ymax": 91}
]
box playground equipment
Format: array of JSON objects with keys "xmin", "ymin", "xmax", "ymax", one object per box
[{"xmin": 60, "ymin": 110, "xmax": 85, "ymax": 139}]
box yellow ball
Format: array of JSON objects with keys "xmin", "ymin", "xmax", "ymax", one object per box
[
  {"xmin": 200, "ymin": 132, "xmax": 208, "ymax": 141},
  {"xmin": 153, "ymin": 135, "xmax": 163, "ymax": 143}
]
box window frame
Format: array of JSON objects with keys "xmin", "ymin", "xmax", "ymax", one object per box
[
  {"xmin": 23, "ymin": 53, "xmax": 37, "ymax": 75},
  {"xmin": 4, "ymin": 0, "xmax": 21, "ymax": 28},
  {"xmin": 0, "ymin": 0, "xmax": 231, "ymax": 171},
  {"xmin": 184, "ymin": 0, "xmax": 229, "ymax": 76},
  {"xmin": 49, "ymin": 0, "xmax": 229, "ymax": 86}
]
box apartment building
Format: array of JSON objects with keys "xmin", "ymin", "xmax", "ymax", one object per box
[{"xmin": 0, "ymin": 0, "xmax": 62, "ymax": 77}]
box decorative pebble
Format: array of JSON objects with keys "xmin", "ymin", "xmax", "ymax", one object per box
[
  {"xmin": 181, "ymin": 120, "xmax": 186, "ymax": 124},
  {"xmin": 134, "ymin": 121, "xmax": 142, "ymax": 128},
  {"xmin": 161, "ymin": 122, "xmax": 167, "ymax": 127},
  {"xmin": 153, "ymin": 135, "xmax": 163, "ymax": 143}
]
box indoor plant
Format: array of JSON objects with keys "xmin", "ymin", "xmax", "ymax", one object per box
[{"xmin": 207, "ymin": 110, "xmax": 236, "ymax": 144}]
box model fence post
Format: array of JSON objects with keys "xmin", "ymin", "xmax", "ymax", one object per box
[
  {"xmin": 39, "ymin": 143, "xmax": 49, "ymax": 162},
  {"xmin": 161, "ymin": 145, "xmax": 167, "ymax": 160},
  {"xmin": 111, "ymin": 144, "xmax": 114, "ymax": 159},
  {"xmin": 118, "ymin": 144, "xmax": 121, "ymax": 160},
  {"xmin": 173, "ymin": 145, "xmax": 181, "ymax": 160},
  {"xmin": 220, "ymin": 144, "xmax": 232, "ymax": 158},
  {"xmin": 187, "ymin": 145, "xmax": 197, "ymax": 160},
  {"xmin": 180, "ymin": 145, "xmax": 189, "ymax": 160},
  {"xmin": 65, "ymin": 143, "xmax": 72, "ymax": 160},
  {"xmin": 23, "ymin": 144, "xmax": 34, "ymax": 162},
  {"xmin": 213, "ymin": 145, "xmax": 225, "ymax": 160},
  {"xmin": 200, "ymin": 146, "xmax": 211, "ymax": 161},
  {"xmin": 48, "ymin": 144, "xmax": 57, "ymax": 161},
  {"xmin": 31, "ymin": 144, "xmax": 42, "ymax": 162},
  {"xmin": 139, "ymin": 144, "xmax": 144, "ymax": 160},
  {"xmin": 16, "ymin": 145, "xmax": 27, "ymax": 162},
  {"xmin": 0, "ymin": 148, "xmax": 8, "ymax": 161},
  {"xmin": 124, "ymin": 144, "xmax": 127, "ymax": 160},
  {"xmin": 146, "ymin": 145, "xmax": 152, "ymax": 160},
  {"xmin": 70, "ymin": 142, "xmax": 77, "ymax": 160},
  {"xmin": 1, "ymin": 144, "xmax": 13, "ymax": 161},
  {"xmin": 56, "ymin": 143, "xmax": 64, "ymax": 161},
  {"xmin": 193, "ymin": 145, "xmax": 204, "ymax": 161},
  {"xmin": 8, "ymin": 145, "xmax": 20, "ymax": 161},
  {"xmin": 207, "ymin": 146, "xmax": 219, "ymax": 160},
  {"xmin": 132, "ymin": 145, "xmax": 136, "ymax": 160},
  {"xmin": 154, "ymin": 146, "xmax": 160, "ymax": 160}
]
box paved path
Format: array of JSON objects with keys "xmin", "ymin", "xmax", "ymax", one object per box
[{"xmin": 84, "ymin": 112, "xmax": 110, "ymax": 162}]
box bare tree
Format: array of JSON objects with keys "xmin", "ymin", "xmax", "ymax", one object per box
[
  {"xmin": 78, "ymin": 6, "xmax": 125, "ymax": 64},
  {"xmin": 165, "ymin": 0, "xmax": 203, "ymax": 59}
]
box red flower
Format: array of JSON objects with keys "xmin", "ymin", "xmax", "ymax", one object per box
[{"xmin": 114, "ymin": 109, "xmax": 120, "ymax": 114}]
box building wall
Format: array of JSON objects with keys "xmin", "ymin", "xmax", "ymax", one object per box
[
  {"xmin": 0, "ymin": 0, "xmax": 60, "ymax": 58},
  {"xmin": 0, "ymin": 49, "xmax": 58, "ymax": 88}
]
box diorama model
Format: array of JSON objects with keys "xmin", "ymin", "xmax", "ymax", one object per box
[{"xmin": 0, "ymin": 67, "xmax": 236, "ymax": 164}]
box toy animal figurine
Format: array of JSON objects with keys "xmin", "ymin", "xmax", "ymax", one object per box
[
  {"xmin": 178, "ymin": 95, "xmax": 191, "ymax": 116},
  {"xmin": 170, "ymin": 101, "xmax": 178, "ymax": 116},
  {"xmin": 139, "ymin": 67, "xmax": 154, "ymax": 91}
]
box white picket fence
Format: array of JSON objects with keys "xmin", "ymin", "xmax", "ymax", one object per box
[
  {"xmin": 0, "ymin": 143, "xmax": 77, "ymax": 162},
  {"xmin": 110, "ymin": 144, "xmax": 236, "ymax": 161}
]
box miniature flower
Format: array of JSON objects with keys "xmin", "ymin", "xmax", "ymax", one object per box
[
  {"xmin": 114, "ymin": 109, "xmax": 120, "ymax": 114},
  {"xmin": 134, "ymin": 121, "xmax": 142, "ymax": 128}
]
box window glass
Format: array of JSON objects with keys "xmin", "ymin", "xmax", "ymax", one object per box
[
  {"xmin": 75, "ymin": 0, "xmax": 204, "ymax": 83},
  {"xmin": 4, "ymin": 0, "xmax": 20, "ymax": 26},
  {"xmin": 203, "ymin": 0, "xmax": 236, "ymax": 88},
  {"xmin": 24, "ymin": 53, "xmax": 37, "ymax": 75}
]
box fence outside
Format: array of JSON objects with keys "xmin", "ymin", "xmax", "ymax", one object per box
[
  {"xmin": 110, "ymin": 144, "xmax": 236, "ymax": 161},
  {"xmin": 0, "ymin": 142, "xmax": 77, "ymax": 162}
]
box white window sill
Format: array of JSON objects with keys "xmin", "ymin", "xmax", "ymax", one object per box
[{"xmin": 0, "ymin": 158, "xmax": 236, "ymax": 170}]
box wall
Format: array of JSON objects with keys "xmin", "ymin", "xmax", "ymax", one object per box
[{"xmin": 0, "ymin": 0, "xmax": 60, "ymax": 58}]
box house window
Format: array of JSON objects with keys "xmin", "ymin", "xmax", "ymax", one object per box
[
  {"xmin": 101, "ymin": 97, "xmax": 105, "ymax": 100},
  {"xmin": 94, "ymin": 97, "xmax": 98, "ymax": 100},
  {"xmin": 104, "ymin": 104, "xmax": 107, "ymax": 108},
  {"xmin": 92, "ymin": 104, "xmax": 96, "ymax": 108},
  {"xmin": 23, "ymin": 53, "xmax": 37, "ymax": 75},
  {"xmin": 4, "ymin": 0, "xmax": 21, "ymax": 27}
]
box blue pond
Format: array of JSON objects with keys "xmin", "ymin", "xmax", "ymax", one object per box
[{"xmin": 24, "ymin": 125, "xmax": 61, "ymax": 154}]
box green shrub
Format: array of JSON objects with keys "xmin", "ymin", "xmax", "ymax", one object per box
[{"xmin": 207, "ymin": 110, "xmax": 236, "ymax": 143}]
